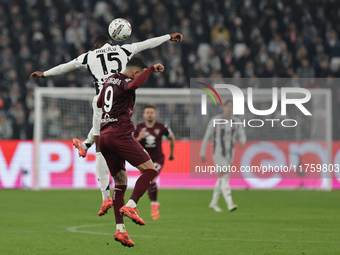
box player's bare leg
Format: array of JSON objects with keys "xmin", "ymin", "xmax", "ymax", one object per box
[
  {"xmin": 94, "ymin": 135, "xmax": 113, "ymax": 216},
  {"xmin": 112, "ymin": 170, "xmax": 134, "ymax": 247},
  {"xmin": 148, "ymin": 177, "xmax": 161, "ymax": 220},
  {"xmin": 120, "ymin": 160, "xmax": 157, "ymax": 226},
  {"xmin": 220, "ymin": 173, "xmax": 237, "ymax": 212}
]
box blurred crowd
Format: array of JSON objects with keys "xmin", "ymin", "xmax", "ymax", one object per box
[{"xmin": 1, "ymin": 0, "xmax": 340, "ymax": 139}]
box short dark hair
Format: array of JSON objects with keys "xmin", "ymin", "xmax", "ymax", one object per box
[
  {"xmin": 126, "ymin": 57, "xmax": 147, "ymax": 70},
  {"xmin": 224, "ymin": 100, "xmax": 233, "ymax": 106},
  {"xmin": 93, "ymin": 35, "xmax": 112, "ymax": 49},
  {"xmin": 144, "ymin": 105, "xmax": 156, "ymax": 110}
]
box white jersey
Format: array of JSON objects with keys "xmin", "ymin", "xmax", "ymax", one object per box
[
  {"xmin": 200, "ymin": 114, "xmax": 247, "ymax": 164},
  {"xmin": 43, "ymin": 35, "xmax": 171, "ymax": 95},
  {"xmin": 73, "ymin": 43, "xmax": 136, "ymax": 95}
]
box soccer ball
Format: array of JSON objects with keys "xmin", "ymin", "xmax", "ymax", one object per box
[{"xmin": 108, "ymin": 18, "xmax": 132, "ymax": 41}]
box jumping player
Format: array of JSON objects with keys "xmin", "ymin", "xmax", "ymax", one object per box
[
  {"xmin": 97, "ymin": 57, "xmax": 164, "ymax": 247},
  {"xmin": 30, "ymin": 32, "xmax": 183, "ymax": 216},
  {"xmin": 134, "ymin": 105, "xmax": 175, "ymax": 220}
]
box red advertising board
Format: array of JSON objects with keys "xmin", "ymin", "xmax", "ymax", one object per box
[{"xmin": 1, "ymin": 140, "xmax": 340, "ymax": 189}]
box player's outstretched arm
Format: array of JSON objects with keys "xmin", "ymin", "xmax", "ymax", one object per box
[
  {"xmin": 169, "ymin": 32, "xmax": 184, "ymax": 42},
  {"xmin": 30, "ymin": 62, "xmax": 77, "ymax": 80},
  {"xmin": 30, "ymin": 53, "xmax": 88, "ymax": 80},
  {"xmin": 153, "ymin": 63, "xmax": 164, "ymax": 72},
  {"xmin": 30, "ymin": 71, "xmax": 45, "ymax": 80},
  {"xmin": 127, "ymin": 63, "xmax": 164, "ymax": 90},
  {"xmin": 124, "ymin": 33, "xmax": 184, "ymax": 56}
]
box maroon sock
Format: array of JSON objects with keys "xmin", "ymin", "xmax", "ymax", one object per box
[
  {"xmin": 147, "ymin": 182, "xmax": 158, "ymax": 202},
  {"xmin": 130, "ymin": 169, "xmax": 157, "ymax": 204},
  {"xmin": 113, "ymin": 185, "xmax": 127, "ymax": 224}
]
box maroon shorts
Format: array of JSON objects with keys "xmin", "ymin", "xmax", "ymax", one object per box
[
  {"xmin": 152, "ymin": 157, "xmax": 164, "ymax": 176},
  {"xmin": 99, "ymin": 131, "xmax": 151, "ymax": 176}
]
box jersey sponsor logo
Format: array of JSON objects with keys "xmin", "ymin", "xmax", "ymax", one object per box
[
  {"xmin": 101, "ymin": 118, "xmax": 118, "ymax": 123},
  {"xmin": 101, "ymin": 113, "xmax": 118, "ymax": 123},
  {"xmin": 106, "ymin": 77, "xmax": 121, "ymax": 85},
  {"xmin": 145, "ymin": 135, "xmax": 156, "ymax": 148}
]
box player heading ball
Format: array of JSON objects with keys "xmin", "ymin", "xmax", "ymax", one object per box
[{"xmin": 97, "ymin": 57, "xmax": 164, "ymax": 247}]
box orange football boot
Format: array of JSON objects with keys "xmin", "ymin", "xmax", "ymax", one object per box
[
  {"xmin": 114, "ymin": 230, "xmax": 135, "ymax": 247},
  {"xmin": 151, "ymin": 202, "xmax": 161, "ymax": 220},
  {"xmin": 98, "ymin": 196, "xmax": 113, "ymax": 216},
  {"xmin": 119, "ymin": 206, "xmax": 145, "ymax": 226},
  {"xmin": 72, "ymin": 138, "xmax": 87, "ymax": 158}
]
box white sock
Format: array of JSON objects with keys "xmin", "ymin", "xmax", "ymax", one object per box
[
  {"xmin": 220, "ymin": 177, "xmax": 234, "ymax": 209},
  {"xmin": 126, "ymin": 199, "xmax": 137, "ymax": 208},
  {"xmin": 81, "ymin": 142, "xmax": 89, "ymax": 150},
  {"xmin": 103, "ymin": 190, "xmax": 110, "ymax": 201},
  {"xmin": 81, "ymin": 128, "xmax": 95, "ymax": 150},
  {"xmin": 210, "ymin": 178, "xmax": 222, "ymax": 206},
  {"xmin": 96, "ymin": 152, "xmax": 111, "ymax": 201},
  {"xmin": 116, "ymin": 224, "xmax": 126, "ymax": 233},
  {"xmin": 151, "ymin": 201, "xmax": 158, "ymax": 205}
]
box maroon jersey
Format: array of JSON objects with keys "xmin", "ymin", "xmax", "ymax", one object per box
[
  {"xmin": 134, "ymin": 122, "xmax": 173, "ymax": 162},
  {"xmin": 97, "ymin": 67, "xmax": 154, "ymax": 134}
]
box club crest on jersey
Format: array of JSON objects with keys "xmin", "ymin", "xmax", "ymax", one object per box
[
  {"xmin": 154, "ymin": 129, "xmax": 160, "ymax": 135},
  {"xmin": 125, "ymin": 78, "xmax": 131, "ymax": 83}
]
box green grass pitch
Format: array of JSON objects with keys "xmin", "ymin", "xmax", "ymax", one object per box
[{"xmin": 0, "ymin": 189, "xmax": 339, "ymax": 255}]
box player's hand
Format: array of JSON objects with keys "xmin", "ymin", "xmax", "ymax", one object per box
[
  {"xmin": 200, "ymin": 156, "xmax": 206, "ymax": 162},
  {"xmin": 170, "ymin": 32, "xmax": 184, "ymax": 42},
  {"xmin": 153, "ymin": 63, "xmax": 164, "ymax": 73},
  {"xmin": 169, "ymin": 154, "xmax": 174, "ymax": 160},
  {"xmin": 137, "ymin": 131, "xmax": 146, "ymax": 140},
  {"xmin": 30, "ymin": 71, "xmax": 45, "ymax": 81}
]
